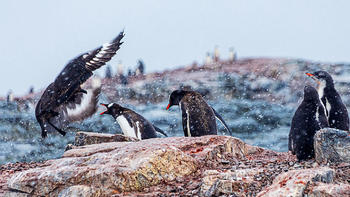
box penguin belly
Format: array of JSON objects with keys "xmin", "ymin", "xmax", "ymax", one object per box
[{"xmin": 116, "ymin": 116, "xmax": 141, "ymax": 140}]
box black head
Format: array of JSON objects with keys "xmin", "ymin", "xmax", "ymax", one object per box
[
  {"xmin": 305, "ymin": 71, "xmax": 334, "ymax": 87},
  {"xmin": 303, "ymin": 85, "xmax": 319, "ymax": 102},
  {"xmin": 166, "ymin": 90, "xmax": 186, "ymax": 110},
  {"xmin": 100, "ymin": 103, "xmax": 123, "ymax": 116}
]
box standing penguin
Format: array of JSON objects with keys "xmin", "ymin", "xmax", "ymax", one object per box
[
  {"xmin": 166, "ymin": 90, "xmax": 232, "ymax": 137},
  {"xmin": 289, "ymin": 86, "xmax": 329, "ymax": 160},
  {"xmin": 306, "ymin": 71, "xmax": 349, "ymax": 131},
  {"xmin": 100, "ymin": 103, "xmax": 167, "ymax": 140},
  {"xmin": 35, "ymin": 31, "xmax": 124, "ymax": 138}
]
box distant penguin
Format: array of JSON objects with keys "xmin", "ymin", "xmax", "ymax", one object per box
[
  {"xmin": 35, "ymin": 31, "xmax": 124, "ymax": 138},
  {"xmin": 205, "ymin": 52, "xmax": 212, "ymax": 65},
  {"xmin": 6, "ymin": 90, "xmax": 14, "ymax": 102},
  {"xmin": 100, "ymin": 103, "xmax": 167, "ymax": 140},
  {"xmin": 289, "ymin": 86, "xmax": 329, "ymax": 160},
  {"xmin": 166, "ymin": 90, "xmax": 232, "ymax": 137},
  {"xmin": 306, "ymin": 71, "xmax": 349, "ymax": 131}
]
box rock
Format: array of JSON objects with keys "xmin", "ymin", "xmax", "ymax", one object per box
[
  {"xmin": 58, "ymin": 185, "xmax": 100, "ymax": 197},
  {"xmin": 200, "ymin": 168, "xmax": 263, "ymax": 196},
  {"xmin": 314, "ymin": 128, "xmax": 350, "ymax": 164},
  {"xmin": 6, "ymin": 135, "xmax": 261, "ymax": 196},
  {"xmin": 308, "ymin": 183, "xmax": 350, "ymax": 197},
  {"xmin": 257, "ymin": 167, "xmax": 334, "ymax": 197},
  {"xmin": 74, "ymin": 131, "xmax": 139, "ymax": 146}
]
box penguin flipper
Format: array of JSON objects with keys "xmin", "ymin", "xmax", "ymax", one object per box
[
  {"xmin": 153, "ymin": 125, "xmax": 168, "ymax": 137},
  {"xmin": 211, "ymin": 107, "xmax": 232, "ymax": 136}
]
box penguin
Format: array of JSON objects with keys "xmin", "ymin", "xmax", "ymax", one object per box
[
  {"xmin": 100, "ymin": 103, "xmax": 168, "ymax": 140},
  {"xmin": 288, "ymin": 86, "xmax": 329, "ymax": 160},
  {"xmin": 166, "ymin": 90, "xmax": 232, "ymax": 137},
  {"xmin": 35, "ymin": 31, "xmax": 124, "ymax": 138},
  {"xmin": 306, "ymin": 71, "xmax": 349, "ymax": 131}
]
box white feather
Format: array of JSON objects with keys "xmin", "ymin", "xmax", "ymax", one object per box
[
  {"xmin": 316, "ymin": 106, "xmax": 320, "ymax": 122},
  {"xmin": 116, "ymin": 116, "xmax": 137, "ymax": 139},
  {"xmin": 186, "ymin": 109, "xmax": 191, "ymax": 137},
  {"xmin": 66, "ymin": 89, "xmax": 93, "ymax": 117},
  {"xmin": 136, "ymin": 121, "xmax": 142, "ymax": 140}
]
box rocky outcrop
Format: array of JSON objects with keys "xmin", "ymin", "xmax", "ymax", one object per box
[
  {"xmin": 200, "ymin": 168, "xmax": 263, "ymax": 196},
  {"xmin": 314, "ymin": 128, "xmax": 350, "ymax": 164},
  {"xmin": 6, "ymin": 135, "xmax": 262, "ymax": 196},
  {"xmin": 308, "ymin": 183, "xmax": 350, "ymax": 197},
  {"xmin": 257, "ymin": 167, "xmax": 335, "ymax": 197},
  {"xmin": 65, "ymin": 131, "xmax": 139, "ymax": 150}
]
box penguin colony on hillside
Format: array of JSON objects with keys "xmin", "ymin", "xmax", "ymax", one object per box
[{"xmin": 35, "ymin": 31, "xmax": 349, "ymax": 162}]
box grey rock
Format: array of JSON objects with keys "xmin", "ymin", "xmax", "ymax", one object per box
[{"xmin": 314, "ymin": 128, "xmax": 350, "ymax": 164}]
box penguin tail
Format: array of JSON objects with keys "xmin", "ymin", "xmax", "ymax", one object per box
[
  {"xmin": 211, "ymin": 107, "xmax": 233, "ymax": 136},
  {"xmin": 153, "ymin": 125, "xmax": 168, "ymax": 137}
]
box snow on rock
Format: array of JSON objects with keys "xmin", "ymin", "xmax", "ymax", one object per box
[
  {"xmin": 200, "ymin": 168, "xmax": 263, "ymax": 196},
  {"xmin": 314, "ymin": 128, "xmax": 350, "ymax": 164},
  {"xmin": 257, "ymin": 167, "xmax": 335, "ymax": 197},
  {"xmin": 308, "ymin": 183, "xmax": 350, "ymax": 197},
  {"xmin": 5, "ymin": 135, "xmax": 261, "ymax": 196}
]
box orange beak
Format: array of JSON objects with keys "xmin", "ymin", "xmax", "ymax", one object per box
[
  {"xmin": 305, "ymin": 73, "xmax": 314, "ymax": 77},
  {"xmin": 166, "ymin": 103, "xmax": 171, "ymax": 110},
  {"xmin": 100, "ymin": 104, "xmax": 108, "ymax": 115}
]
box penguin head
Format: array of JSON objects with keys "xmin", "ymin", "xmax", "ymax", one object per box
[
  {"xmin": 303, "ymin": 85, "xmax": 319, "ymax": 102},
  {"xmin": 166, "ymin": 90, "xmax": 186, "ymax": 110},
  {"xmin": 305, "ymin": 71, "xmax": 334, "ymax": 87},
  {"xmin": 100, "ymin": 103, "xmax": 123, "ymax": 116}
]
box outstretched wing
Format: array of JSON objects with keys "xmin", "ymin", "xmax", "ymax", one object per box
[
  {"xmin": 211, "ymin": 107, "xmax": 232, "ymax": 136},
  {"xmin": 39, "ymin": 31, "xmax": 124, "ymax": 112},
  {"xmin": 60, "ymin": 78, "xmax": 102, "ymax": 122},
  {"xmin": 80, "ymin": 31, "xmax": 125, "ymax": 71}
]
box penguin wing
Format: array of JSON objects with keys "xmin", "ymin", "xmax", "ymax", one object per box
[
  {"xmin": 181, "ymin": 104, "xmax": 191, "ymax": 137},
  {"xmin": 153, "ymin": 125, "xmax": 168, "ymax": 137},
  {"xmin": 211, "ymin": 107, "xmax": 232, "ymax": 136},
  {"xmin": 60, "ymin": 79, "xmax": 102, "ymax": 122}
]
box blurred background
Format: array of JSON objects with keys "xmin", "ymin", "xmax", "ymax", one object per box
[
  {"xmin": 1, "ymin": 1, "xmax": 350, "ymax": 164},
  {"xmin": 1, "ymin": 0, "xmax": 350, "ymax": 95}
]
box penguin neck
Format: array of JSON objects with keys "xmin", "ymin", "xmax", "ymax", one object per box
[
  {"xmin": 318, "ymin": 80, "xmax": 338, "ymax": 102},
  {"xmin": 112, "ymin": 111, "xmax": 124, "ymax": 119}
]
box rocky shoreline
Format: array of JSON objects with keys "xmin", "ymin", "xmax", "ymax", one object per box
[{"xmin": 1, "ymin": 130, "xmax": 349, "ymax": 196}]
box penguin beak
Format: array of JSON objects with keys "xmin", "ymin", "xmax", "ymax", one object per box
[
  {"xmin": 166, "ymin": 103, "xmax": 171, "ymax": 110},
  {"xmin": 100, "ymin": 103, "xmax": 109, "ymax": 115},
  {"xmin": 305, "ymin": 73, "xmax": 320, "ymax": 85},
  {"xmin": 305, "ymin": 73, "xmax": 314, "ymax": 77}
]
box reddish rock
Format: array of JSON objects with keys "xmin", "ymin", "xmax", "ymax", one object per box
[
  {"xmin": 309, "ymin": 182, "xmax": 350, "ymax": 197},
  {"xmin": 257, "ymin": 167, "xmax": 335, "ymax": 197},
  {"xmin": 6, "ymin": 135, "xmax": 261, "ymax": 196}
]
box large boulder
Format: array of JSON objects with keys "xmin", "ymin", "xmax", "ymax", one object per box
[
  {"xmin": 257, "ymin": 167, "xmax": 334, "ymax": 197},
  {"xmin": 314, "ymin": 128, "xmax": 350, "ymax": 164},
  {"xmin": 6, "ymin": 135, "xmax": 262, "ymax": 196}
]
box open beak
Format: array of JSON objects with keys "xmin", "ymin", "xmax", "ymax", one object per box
[
  {"xmin": 166, "ymin": 103, "xmax": 171, "ymax": 110},
  {"xmin": 100, "ymin": 103, "xmax": 108, "ymax": 115}
]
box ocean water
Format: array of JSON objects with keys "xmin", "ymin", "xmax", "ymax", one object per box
[
  {"xmin": 1, "ymin": 60, "xmax": 350, "ymax": 165},
  {"xmin": 0, "ymin": 97, "xmax": 293, "ymax": 165}
]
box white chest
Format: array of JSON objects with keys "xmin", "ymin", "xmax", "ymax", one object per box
[{"xmin": 116, "ymin": 116, "xmax": 140, "ymax": 139}]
